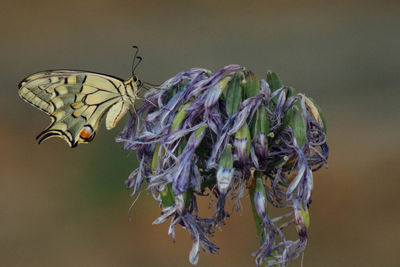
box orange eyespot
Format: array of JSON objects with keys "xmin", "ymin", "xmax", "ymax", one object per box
[{"xmin": 79, "ymin": 125, "xmax": 95, "ymax": 142}]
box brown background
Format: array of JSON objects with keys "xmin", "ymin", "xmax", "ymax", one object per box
[{"xmin": 1, "ymin": 0, "xmax": 399, "ymax": 266}]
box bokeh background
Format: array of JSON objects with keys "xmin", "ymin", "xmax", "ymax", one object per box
[{"xmin": 1, "ymin": 0, "xmax": 399, "ymax": 266}]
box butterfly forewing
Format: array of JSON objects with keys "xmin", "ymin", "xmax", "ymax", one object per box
[{"xmin": 19, "ymin": 70, "xmax": 138, "ymax": 147}]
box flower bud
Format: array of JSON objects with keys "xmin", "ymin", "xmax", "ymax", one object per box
[
  {"xmin": 266, "ymin": 71, "xmax": 283, "ymax": 92},
  {"xmin": 244, "ymin": 70, "xmax": 260, "ymax": 98},
  {"xmin": 304, "ymin": 96, "xmax": 327, "ymax": 132},
  {"xmin": 234, "ymin": 123, "xmax": 251, "ymax": 166},
  {"xmin": 294, "ymin": 206, "xmax": 310, "ymax": 240},
  {"xmin": 217, "ymin": 144, "xmax": 233, "ymax": 194},
  {"xmin": 253, "ymin": 132, "xmax": 268, "ymax": 160},
  {"xmin": 254, "ymin": 177, "xmax": 267, "ymax": 219},
  {"xmin": 251, "ymin": 105, "xmax": 269, "ymax": 161},
  {"xmin": 225, "ymin": 72, "xmax": 244, "ymax": 116},
  {"xmin": 286, "ymin": 102, "xmax": 307, "ymax": 147}
]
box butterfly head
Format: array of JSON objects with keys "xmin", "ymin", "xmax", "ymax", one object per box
[
  {"xmin": 125, "ymin": 74, "xmax": 141, "ymax": 86},
  {"xmin": 128, "ymin": 46, "xmax": 143, "ymax": 88}
]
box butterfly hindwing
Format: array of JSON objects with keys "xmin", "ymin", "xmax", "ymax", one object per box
[{"xmin": 19, "ymin": 70, "xmax": 136, "ymax": 147}]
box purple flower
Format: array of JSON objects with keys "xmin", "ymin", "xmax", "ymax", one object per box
[{"xmin": 117, "ymin": 65, "xmax": 329, "ymax": 266}]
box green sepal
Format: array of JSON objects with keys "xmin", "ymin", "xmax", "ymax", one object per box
[
  {"xmin": 160, "ymin": 184, "xmax": 176, "ymax": 207},
  {"xmin": 218, "ymin": 144, "xmax": 233, "ymax": 169},
  {"xmin": 225, "ymin": 72, "xmax": 243, "ymax": 116},
  {"xmin": 288, "ymin": 102, "xmax": 307, "ymax": 147},
  {"xmin": 244, "ymin": 71, "xmax": 260, "ymax": 98}
]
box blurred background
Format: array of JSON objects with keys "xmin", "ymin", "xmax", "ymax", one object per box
[{"xmin": 1, "ymin": 0, "xmax": 399, "ymax": 266}]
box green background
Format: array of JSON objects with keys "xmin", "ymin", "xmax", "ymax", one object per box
[{"xmin": 2, "ymin": 0, "xmax": 399, "ymax": 266}]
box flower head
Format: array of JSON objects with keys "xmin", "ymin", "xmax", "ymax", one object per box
[{"xmin": 117, "ymin": 65, "xmax": 329, "ymax": 266}]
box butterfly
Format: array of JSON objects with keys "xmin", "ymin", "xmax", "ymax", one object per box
[{"xmin": 18, "ymin": 46, "xmax": 143, "ymax": 148}]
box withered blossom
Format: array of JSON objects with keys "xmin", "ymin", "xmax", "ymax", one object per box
[{"xmin": 117, "ymin": 65, "xmax": 328, "ymax": 266}]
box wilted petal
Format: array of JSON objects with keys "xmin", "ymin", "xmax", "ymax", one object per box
[
  {"xmin": 128, "ymin": 156, "xmax": 145, "ymax": 196},
  {"xmin": 172, "ymin": 125, "xmax": 207, "ymax": 195},
  {"xmin": 207, "ymin": 117, "xmax": 235, "ymax": 169},
  {"xmin": 159, "ymin": 68, "xmax": 210, "ymax": 90},
  {"xmin": 204, "ymin": 76, "xmax": 231, "ymax": 109},
  {"xmin": 152, "ymin": 205, "xmax": 177, "ymax": 225}
]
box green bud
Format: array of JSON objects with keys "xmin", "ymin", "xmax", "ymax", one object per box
[
  {"xmin": 251, "ymin": 104, "xmax": 269, "ymax": 138},
  {"xmin": 234, "ymin": 122, "xmax": 251, "ymax": 156},
  {"xmin": 217, "ymin": 144, "xmax": 234, "ymax": 194},
  {"xmin": 266, "ymin": 71, "xmax": 284, "ymax": 110},
  {"xmin": 288, "ymin": 102, "xmax": 307, "ymax": 147},
  {"xmin": 244, "ymin": 71, "xmax": 260, "ymax": 98},
  {"xmin": 225, "ymin": 72, "xmax": 244, "ymax": 116},
  {"xmin": 266, "ymin": 71, "xmax": 283, "ymax": 92}
]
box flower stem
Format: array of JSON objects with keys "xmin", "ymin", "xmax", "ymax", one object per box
[
  {"xmin": 248, "ymin": 169, "xmax": 263, "ymax": 241},
  {"xmin": 249, "ymin": 187, "xmax": 263, "ymax": 241}
]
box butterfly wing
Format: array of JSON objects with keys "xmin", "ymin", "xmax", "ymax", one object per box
[{"xmin": 19, "ymin": 70, "xmax": 132, "ymax": 147}]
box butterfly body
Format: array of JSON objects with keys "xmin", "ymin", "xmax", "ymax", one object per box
[{"xmin": 19, "ymin": 70, "xmax": 139, "ymax": 147}]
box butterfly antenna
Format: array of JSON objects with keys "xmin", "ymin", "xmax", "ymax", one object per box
[
  {"xmin": 131, "ymin": 45, "xmax": 140, "ymax": 75},
  {"xmin": 132, "ymin": 56, "xmax": 142, "ymax": 75}
]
